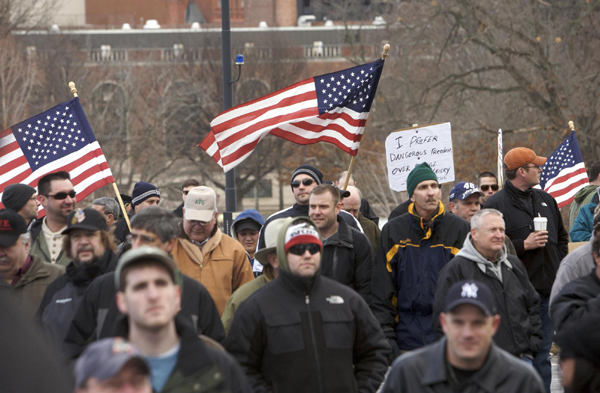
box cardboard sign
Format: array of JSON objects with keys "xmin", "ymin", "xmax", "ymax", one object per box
[{"xmin": 385, "ymin": 122, "xmax": 455, "ymax": 192}]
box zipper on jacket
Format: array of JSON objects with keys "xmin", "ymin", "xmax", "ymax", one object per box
[{"xmin": 305, "ymin": 295, "xmax": 324, "ymax": 393}]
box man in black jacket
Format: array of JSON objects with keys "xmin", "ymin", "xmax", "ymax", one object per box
[
  {"xmin": 309, "ymin": 184, "xmax": 372, "ymax": 303},
  {"xmin": 382, "ymin": 280, "xmax": 544, "ymax": 393},
  {"xmin": 257, "ymin": 164, "xmax": 362, "ymax": 251},
  {"xmin": 551, "ymin": 233, "xmax": 600, "ymax": 331},
  {"xmin": 63, "ymin": 207, "xmax": 224, "ymax": 359},
  {"xmin": 114, "ymin": 246, "xmax": 249, "ymax": 393},
  {"xmin": 484, "ymin": 147, "xmax": 568, "ymax": 392},
  {"xmin": 227, "ymin": 216, "xmax": 389, "ymax": 393},
  {"xmin": 433, "ymin": 209, "xmax": 541, "ymax": 361},
  {"xmin": 37, "ymin": 208, "xmax": 118, "ymax": 345}
]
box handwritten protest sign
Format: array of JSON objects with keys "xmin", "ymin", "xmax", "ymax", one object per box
[{"xmin": 385, "ymin": 122, "xmax": 455, "ymax": 192}]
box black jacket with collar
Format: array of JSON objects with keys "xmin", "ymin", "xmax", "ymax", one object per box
[
  {"xmin": 114, "ymin": 316, "xmax": 249, "ymax": 393},
  {"xmin": 321, "ymin": 216, "xmax": 372, "ymax": 304},
  {"xmin": 225, "ymin": 270, "xmax": 390, "ymax": 393},
  {"xmin": 63, "ymin": 270, "xmax": 225, "ymax": 360},
  {"xmin": 550, "ymin": 269, "xmax": 600, "ymax": 331},
  {"xmin": 432, "ymin": 251, "xmax": 542, "ymax": 358},
  {"xmin": 381, "ymin": 337, "xmax": 545, "ymax": 393},
  {"xmin": 484, "ymin": 180, "xmax": 568, "ymax": 295}
]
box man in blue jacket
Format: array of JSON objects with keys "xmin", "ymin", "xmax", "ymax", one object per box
[{"xmin": 379, "ymin": 162, "xmax": 470, "ymax": 352}]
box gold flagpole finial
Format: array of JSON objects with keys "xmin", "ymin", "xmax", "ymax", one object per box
[
  {"xmin": 69, "ymin": 82, "xmax": 78, "ymax": 98},
  {"xmin": 568, "ymin": 121, "xmax": 575, "ymax": 131},
  {"xmin": 381, "ymin": 44, "xmax": 390, "ymax": 60}
]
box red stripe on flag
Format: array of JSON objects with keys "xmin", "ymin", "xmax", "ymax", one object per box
[
  {"xmin": 216, "ymin": 106, "xmax": 319, "ymax": 148},
  {"xmin": 0, "ymin": 169, "xmax": 33, "ymax": 193},
  {"xmin": 0, "ymin": 139, "xmax": 20, "ymax": 156},
  {"xmin": 212, "ymin": 79, "xmax": 313, "ymax": 121},
  {"xmin": 0, "ymin": 155, "xmax": 29, "ymax": 173},
  {"xmin": 270, "ymin": 127, "xmax": 360, "ymax": 154},
  {"xmin": 0, "ymin": 128, "xmax": 13, "ymax": 139}
]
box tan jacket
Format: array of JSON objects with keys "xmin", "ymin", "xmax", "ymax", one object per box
[{"xmin": 171, "ymin": 228, "xmax": 254, "ymax": 316}]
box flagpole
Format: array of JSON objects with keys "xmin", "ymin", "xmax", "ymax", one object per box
[
  {"xmin": 569, "ymin": 121, "xmax": 575, "ymax": 132},
  {"xmin": 342, "ymin": 44, "xmax": 390, "ymax": 191},
  {"xmin": 68, "ymin": 81, "xmax": 131, "ymax": 232},
  {"xmin": 497, "ymin": 128, "xmax": 503, "ymax": 189}
]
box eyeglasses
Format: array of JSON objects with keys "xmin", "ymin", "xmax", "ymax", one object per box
[
  {"xmin": 45, "ymin": 190, "xmax": 76, "ymax": 200},
  {"xmin": 288, "ymin": 243, "xmax": 320, "ymax": 256},
  {"xmin": 479, "ymin": 184, "xmax": 499, "ymax": 192},
  {"xmin": 291, "ymin": 178, "xmax": 314, "ymax": 188},
  {"xmin": 126, "ymin": 233, "xmax": 157, "ymax": 244},
  {"xmin": 187, "ymin": 219, "xmax": 212, "ymax": 227}
]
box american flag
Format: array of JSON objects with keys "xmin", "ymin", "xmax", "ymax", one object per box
[
  {"xmin": 0, "ymin": 97, "xmax": 114, "ymax": 215},
  {"xmin": 200, "ymin": 59, "xmax": 385, "ymax": 172},
  {"xmin": 540, "ymin": 131, "xmax": 588, "ymax": 208}
]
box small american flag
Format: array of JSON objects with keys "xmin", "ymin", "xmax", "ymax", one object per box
[
  {"xmin": 540, "ymin": 131, "xmax": 588, "ymax": 208},
  {"xmin": 200, "ymin": 58, "xmax": 385, "ymax": 172},
  {"xmin": 0, "ymin": 97, "xmax": 114, "ymax": 214}
]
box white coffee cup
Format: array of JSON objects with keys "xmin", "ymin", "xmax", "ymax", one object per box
[{"xmin": 533, "ymin": 216, "xmax": 548, "ymax": 232}]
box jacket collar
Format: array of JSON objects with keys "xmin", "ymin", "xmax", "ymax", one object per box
[
  {"xmin": 277, "ymin": 268, "xmax": 321, "ymax": 296},
  {"xmin": 14, "ymin": 255, "xmax": 50, "ymax": 287},
  {"xmin": 114, "ymin": 315, "xmax": 214, "ymax": 377},
  {"xmin": 293, "ymin": 203, "xmax": 309, "ymax": 215},
  {"xmin": 178, "ymin": 228, "xmax": 223, "ymax": 266},
  {"xmin": 408, "ymin": 201, "xmax": 445, "ymax": 239},
  {"xmin": 323, "ymin": 216, "xmax": 353, "ymax": 248},
  {"xmin": 423, "ymin": 337, "xmax": 499, "ymax": 393},
  {"xmin": 457, "ymin": 234, "xmax": 512, "ymax": 276}
]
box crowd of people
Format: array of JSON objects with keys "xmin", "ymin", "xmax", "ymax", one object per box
[{"xmin": 1, "ymin": 146, "xmax": 600, "ymax": 392}]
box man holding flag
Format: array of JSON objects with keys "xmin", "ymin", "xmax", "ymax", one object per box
[{"xmin": 485, "ymin": 147, "xmax": 569, "ymax": 392}]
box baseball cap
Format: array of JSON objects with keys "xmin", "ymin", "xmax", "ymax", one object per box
[
  {"xmin": 74, "ymin": 337, "xmax": 149, "ymax": 388},
  {"xmin": 444, "ymin": 280, "xmax": 497, "ymax": 316},
  {"xmin": 255, "ymin": 218, "xmax": 289, "ymax": 265},
  {"xmin": 62, "ymin": 208, "xmax": 107, "ymax": 235},
  {"xmin": 114, "ymin": 246, "xmax": 178, "ymax": 289},
  {"xmin": 503, "ymin": 147, "xmax": 546, "ymax": 170},
  {"xmin": 449, "ymin": 182, "xmax": 484, "ymax": 202},
  {"xmin": 0, "ymin": 210, "xmax": 28, "ymax": 247},
  {"xmin": 235, "ymin": 219, "xmax": 262, "ymax": 233},
  {"xmin": 184, "ymin": 186, "xmax": 217, "ymax": 222}
]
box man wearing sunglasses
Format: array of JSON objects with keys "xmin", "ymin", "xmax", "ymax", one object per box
[
  {"xmin": 484, "ymin": 147, "xmax": 569, "ymax": 392},
  {"xmin": 227, "ymin": 216, "xmax": 389, "ymax": 393},
  {"xmin": 477, "ymin": 172, "xmax": 500, "ymax": 208},
  {"xmin": 257, "ymin": 164, "xmax": 362, "ymax": 253},
  {"xmin": 29, "ymin": 171, "xmax": 76, "ymax": 266}
]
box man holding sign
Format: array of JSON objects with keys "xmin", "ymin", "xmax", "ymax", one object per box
[{"xmin": 379, "ymin": 163, "xmax": 470, "ymax": 352}]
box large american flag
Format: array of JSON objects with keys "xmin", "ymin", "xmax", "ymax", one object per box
[
  {"xmin": 0, "ymin": 97, "xmax": 114, "ymax": 215},
  {"xmin": 540, "ymin": 131, "xmax": 588, "ymax": 208},
  {"xmin": 200, "ymin": 59, "xmax": 385, "ymax": 172}
]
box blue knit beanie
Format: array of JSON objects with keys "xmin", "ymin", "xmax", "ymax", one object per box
[{"xmin": 131, "ymin": 182, "xmax": 160, "ymax": 207}]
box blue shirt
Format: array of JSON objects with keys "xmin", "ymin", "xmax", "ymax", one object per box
[{"xmin": 145, "ymin": 343, "xmax": 180, "ymax": 392}]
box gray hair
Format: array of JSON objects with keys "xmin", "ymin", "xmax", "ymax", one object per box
[
  {"xmin": 470, "ymin": 209, "xmax": 503, "ymax": 230},
  {"xmin": 92, "ymin": 197, "xmax": 120, "ymax": 220},
  {"xmin": 20, "ymin": 232, "xmax": 31, "ymax": 244},
  {"xmin": 130, "ymin": 206, "xmax": 180, "ymax": 243}
]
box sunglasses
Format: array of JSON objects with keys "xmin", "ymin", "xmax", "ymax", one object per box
[
  {"xmin": 479, "ymin": 184, "xmax": 499, "ymax": 192},
  {"xmin": 288, "ymin": 243, "xmax": 321, "ymax": 256},
  {"xmin": 45, "ymin": 190, "xmax": 76, "ymax": 200},
  {"xmin": 291, "ymin": 178, "xmax": 315, "ymax": 188}
]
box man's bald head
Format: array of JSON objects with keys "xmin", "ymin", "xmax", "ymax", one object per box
[{"xmin": 342, "ymin": 186, "xmax": 361, "ymax": 217}]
